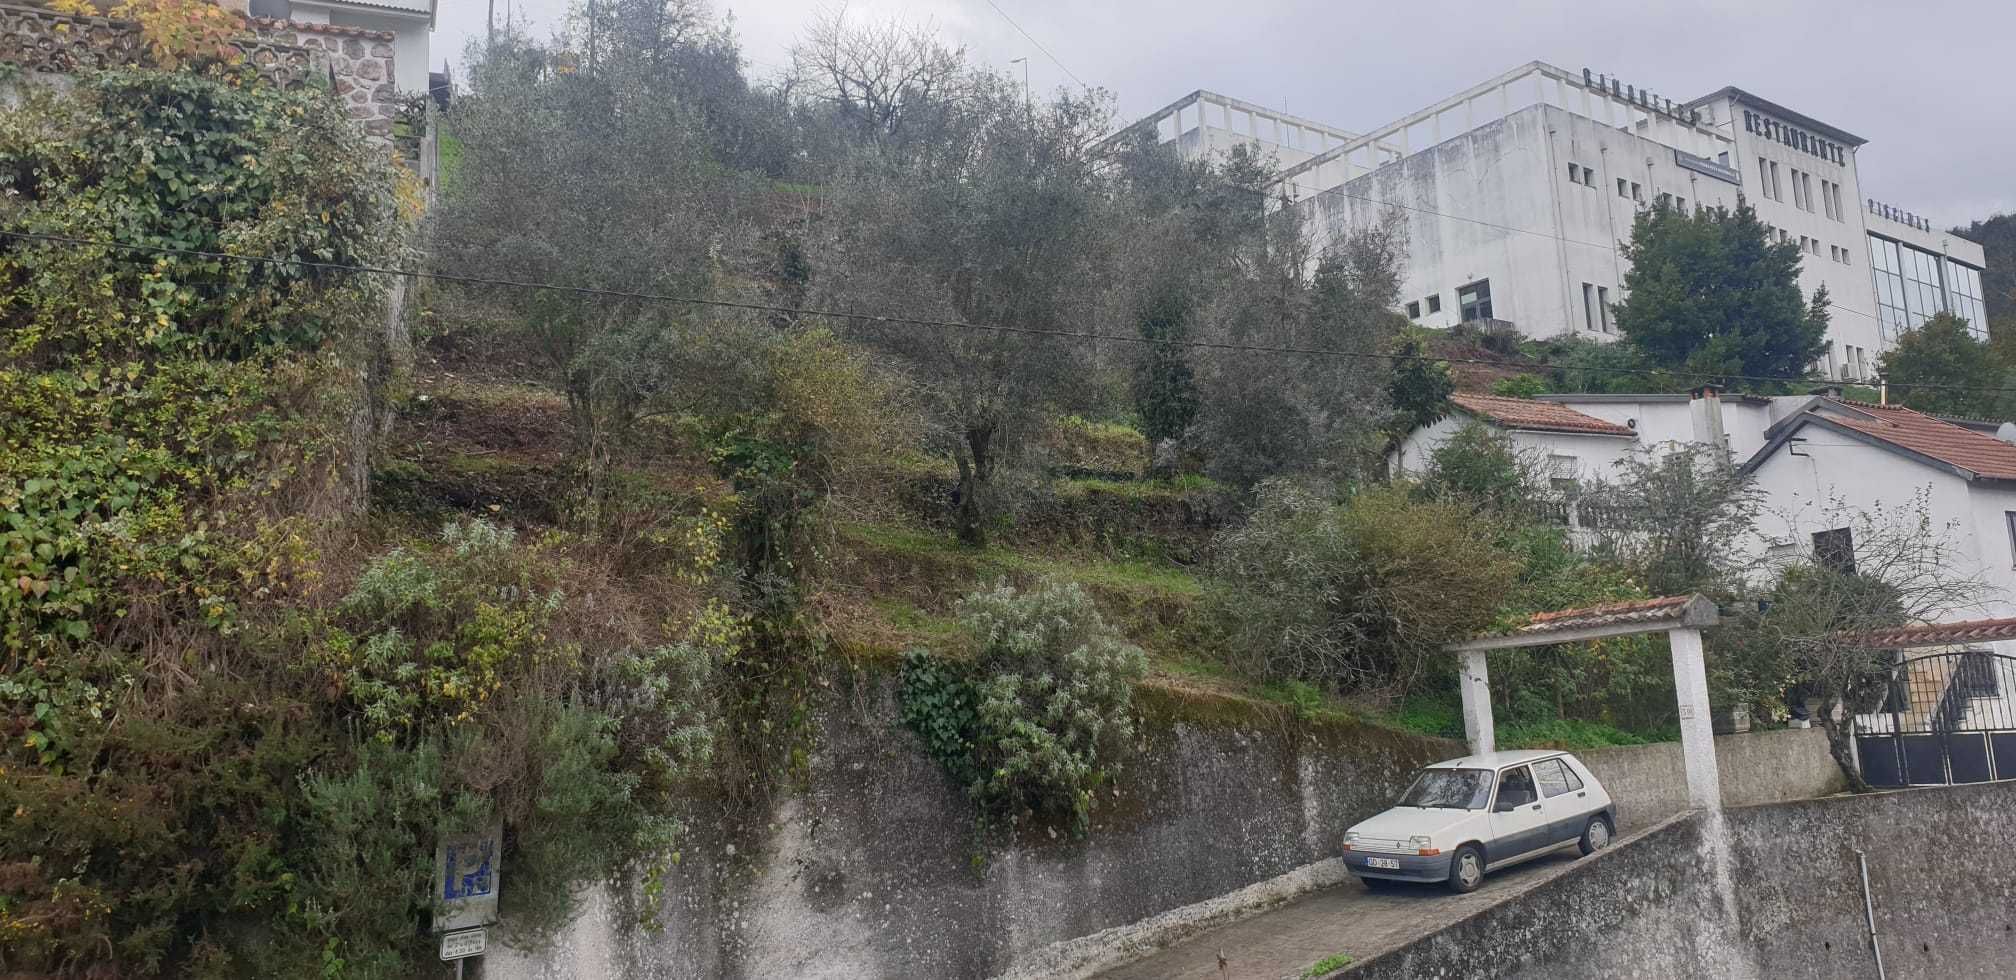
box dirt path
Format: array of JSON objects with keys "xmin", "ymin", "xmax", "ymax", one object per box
[{"xmin": 1090, "ymin": 849, "xmax": 1591, "ymax": 980}]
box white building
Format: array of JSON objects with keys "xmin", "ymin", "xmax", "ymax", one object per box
[
  {"xmin": 1394, "ymin": 388, "xmax": 2016, "ymax": 622},
  {"xmin": 249, "ymin": 0, "xmax": 435, "ymax": 93},
  {"xmin": 1121, "ymin": 63, "xmax": 1991, "ymax": 381}
]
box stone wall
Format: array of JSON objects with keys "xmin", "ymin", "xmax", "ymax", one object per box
[
  {"xmin": 1346, "ymin": 781, "xmax": 2016, "ymax": 980},
  {"xmin": 1579, "ymin": 726, "xmax": 1846, "ymax": 831},
  {"xmin": 0, "ymin": 3, "xmax": 399, "ymax": 142},
  {"xmin": 486, "ymin": 679, "xmax": 1461, "ymax": 980},
  {"xmin": 249, "ymin": 17, "xmax": 402, "ymax": 140}
]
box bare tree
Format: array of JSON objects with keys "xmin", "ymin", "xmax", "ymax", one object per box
[
  {"xmin": 1579, "ymin": 442, "xmax": 1764, "ymax": 596},
  {"xmin": 789, "ymin": 11, "xmax": 970, "ymax": 148},
  {"xmin": 1722, "ymin": 490, "xmax": 1993, "ymax": 789}
]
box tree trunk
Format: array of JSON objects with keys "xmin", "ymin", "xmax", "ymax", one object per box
[
  {"xmin": 954, "ymin": 423, "xmax": 995, "ymax": 547},
  {"xmin": 1817, "ymin": 706, "xmax": 1873, "ymax": 794}
]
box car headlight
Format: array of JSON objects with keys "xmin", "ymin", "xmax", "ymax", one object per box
[
  {"xmin": 1342, "ymin": 831, "xmax": 1359, "ymax": 850},
  {"xmin": 1407, "ymin": 834, "xmax": 1433, "ymax": 849}
]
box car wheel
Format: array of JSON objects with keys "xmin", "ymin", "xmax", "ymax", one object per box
[
  {"xmin": 1578, "ymin": 815, "xmax": 1613, "ymax": 856},
  {"xmin": 1358, "ymin": 875, "xmax": 1390, "ymax": 891},
  {"xmin": 1447, "ymin": 845, "xmax": 1485, "ymax": 893}
]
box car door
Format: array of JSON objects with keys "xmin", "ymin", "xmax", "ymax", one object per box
[
  {"xmin": 1486, "ymin": 764, "xmax": 1550, "ymax": 861},
  {"xmin": 1531, "ymin": 757, "xmax": 1590, "ymax": 845}
]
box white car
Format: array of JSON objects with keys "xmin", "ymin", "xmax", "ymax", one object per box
[{"xmin": 1341, "ymin": 749, "xmax": 1616, "ymax": 893}]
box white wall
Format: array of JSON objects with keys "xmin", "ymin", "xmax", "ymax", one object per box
[
  {"xmin": 1301, "ymin": 104, "xmax": 1743, "ymax": 343},
  {"xmin": 1389, "ymin": 414, "xmax": 1640, "ymax": 486},
  {"xmin": 1744, "ymin": 435, "xmax": 2016, "ymax": 619}
]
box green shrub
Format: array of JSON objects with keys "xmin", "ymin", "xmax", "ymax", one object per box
[
  {"xmin": 899, "ymin": 581, "xmax": 1148, "ymax": 831},
  {"xmin": 1045, "ymin": 415, "xmax": 1151, "ymax": 478},
  {"xmin": 1208, "ymin": 481, "xmax": 1521, "ymax": 693}
]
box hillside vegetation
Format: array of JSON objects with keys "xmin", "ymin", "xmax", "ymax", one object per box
[{"xmin": 0, "ymin": 2, "xmax": 1975, "ymax": 975}]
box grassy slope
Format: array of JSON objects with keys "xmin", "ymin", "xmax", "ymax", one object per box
[{"xmin": 383, "ymin": 370, "xmax": 1656, "ymax": 749}]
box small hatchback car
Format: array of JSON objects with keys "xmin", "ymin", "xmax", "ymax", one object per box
[{"xmin": 1341, "ymin": 749, "xmax": 1616, "ymax": 892}]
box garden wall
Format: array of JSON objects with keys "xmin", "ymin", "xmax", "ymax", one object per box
[
  {"xmin": 1345, "ymin": 781, "xmax": 2016, "ymax": 980},
  {"xmin": 1579, "ymin": 726, "xmax": 1845, "ymax": 831}
]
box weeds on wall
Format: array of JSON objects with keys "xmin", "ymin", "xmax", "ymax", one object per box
[{"xmin": 899, "ymin": 581, "xmax": 1148, "ymax": 834}]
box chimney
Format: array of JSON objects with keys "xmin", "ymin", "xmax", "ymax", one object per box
[{"xmin": 1689, "ymin": 384, "xmax": 1730, "ymax": 456}]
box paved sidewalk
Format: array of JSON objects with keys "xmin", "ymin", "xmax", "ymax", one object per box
[{"xmin": 1093, "ymin": 851, "xmax": 1586, "ymax": 980}]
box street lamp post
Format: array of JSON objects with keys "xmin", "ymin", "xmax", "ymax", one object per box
[{"xmin": 1008, "ymin": 57, "xmax": 1029, "ymax": 110}]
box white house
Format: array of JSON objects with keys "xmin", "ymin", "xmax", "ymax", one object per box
[{"xmin": 249, "ymin": 0, "xmax": 435, "ymax": 93}]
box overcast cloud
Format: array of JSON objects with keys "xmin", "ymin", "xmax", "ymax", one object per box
[{"xmin": 436, "ymin": 0, "xmax": 2014, "ymax": 229}]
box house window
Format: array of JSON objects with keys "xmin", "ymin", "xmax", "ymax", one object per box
[
  {"xmin": 1957, "ymin": 650, "xmax": 2000, "ymax": 698},
  {"xmin": 1426, "ymin": 294, "xmax": 1442, "ymax": 314},
  {"xmin": 1813, "ymin": 527, "xmax": 1855, "ymax": 574},
  {"xmin": 1457, "ymin": 280, "xmax": 1493, "ymax": 322},
  {"xmin": 1548, "ymin": 454, "xmax": 1578, "ymax": 494},
  {"xmin": 1676, "ymin": 196, "xmax": 1686, "ymax": 212},
  {"xmin": 2004, "ymin": 511, "xmax": 2016, "ymax": 566},
  {"xmin": 1406, "ymin": 300, "xmax": 1421, "ymax": 318}
]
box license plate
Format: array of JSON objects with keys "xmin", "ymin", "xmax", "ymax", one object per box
[{"xmin": 1367, "ymin": 857, "xmax": 1400, "ymax": 870}]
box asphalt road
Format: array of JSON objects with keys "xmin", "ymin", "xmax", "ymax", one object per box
[{"xmin": 1091, "ymin": 849, "xmax": 1590, "ymax": 980}]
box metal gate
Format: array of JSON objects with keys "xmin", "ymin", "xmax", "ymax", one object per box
[{"xmin": 1854, "ymin": 650, "xmax": 2016, "ymax": 788}]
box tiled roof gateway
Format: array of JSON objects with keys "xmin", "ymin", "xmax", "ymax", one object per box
[
  {"xmin": 1448, "ymin": 595, "xmax": 1720, "ymax": 652},
  {"xmin": 1449, "ymin": 393, "xmax": 1637, "ymax": 437}
]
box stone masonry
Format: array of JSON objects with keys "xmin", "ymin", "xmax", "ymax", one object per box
[{"xmin": 0, "ymin": 3, "xmax": 401, "ymax": 143}]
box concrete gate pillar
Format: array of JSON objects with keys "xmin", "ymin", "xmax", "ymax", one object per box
[
  {"xmin": 1668, "ymin": 626, "xmax": 1723, "ymax": 810},
  {"xmin": 1458, "ymin": 649, "xmax": 1495, "ymax": 756}
]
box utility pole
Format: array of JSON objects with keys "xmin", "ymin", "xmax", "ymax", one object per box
[
  {"xmin": 1009, "ymin": 57, "xmax": 1029, "ymax": 111},
  {"xmin": 486, "ymin": 0, "xmax": 494, "ymax": 47}
]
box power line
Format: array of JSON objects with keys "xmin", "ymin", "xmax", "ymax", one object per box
[
  {"xmin": 6, "ymin": 227, "xmax": 2013, "ymax": 396},
  {"xmin": 979, "ymin": 0, "xmax": 1086, "ymax": 90}
]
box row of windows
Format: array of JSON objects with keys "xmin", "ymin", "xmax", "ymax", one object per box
[
  {"xmin": 1743, "ymin": 109, "xmax": 1846, "ymax": 166},
  {"xmin": 1827, "ymin": 244, "xmax": 1853, "ymax": 265},
  {"xmin": 1403, "ymin": 281, "xmax": 1493, "ymax": 322},
  {"xmin": 1870, "ymin": 235, "xmax": 1980, "ymax": 339}
]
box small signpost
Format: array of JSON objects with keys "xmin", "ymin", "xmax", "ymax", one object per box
[{"xmin": 433, "ymin": 824, "xmax": 502, "ymax": 978}]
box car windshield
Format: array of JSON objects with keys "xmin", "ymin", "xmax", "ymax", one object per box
[{"xmin": 1397, "ymin": 768, "xmax": 1496, "ymax": 810}]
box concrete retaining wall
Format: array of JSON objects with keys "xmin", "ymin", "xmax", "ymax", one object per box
[
  {"xmin": 488, "ymin": 674, "xmax": 1856, "ymax": 980},
  {"xmin": 1346, "ymin": 781, "xmax": 2016, "ymax": 980},
  {"xmin": 1579, "ymin": 726, "xmax": 1845, "ymax": 831},
  {"xmin": 487, "ymin": 678, "xmax": 1458, "ymax": 980}
]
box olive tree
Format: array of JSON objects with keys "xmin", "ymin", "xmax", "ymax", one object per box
[{"xmin": 809, "ymin": 72, "xmax": 1114, "ymax": 545}]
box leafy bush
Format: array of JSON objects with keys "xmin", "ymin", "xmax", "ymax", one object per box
[
  {"xmin": 1419, "ymin": 422, "xmax": 1543, "ymax": 515},
  {"xmin": 1207, "ymin": 481, "xmax": 1520, "ymax": 694},
  {"xmin": 1043, "ymin": 415, "xmax": 1151, "ymax": 478},
  {"xmin": 1491, "ymin": 374, "xmax": 1552, "ymax": 397},
  {"xmin": 899, "ymin": 581, "xmax": 1148, "ymax": 831}
]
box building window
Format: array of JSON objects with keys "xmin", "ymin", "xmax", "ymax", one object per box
[
  {"xmin": 1583, "ymin": 283, "xmax": 1598, "ymax": 332},
  {"xmin": 1757, "ymin": 156, "xmax": 1769, "ymax": 195},
  {"xmin": 1631, "ymin": 181, "xmax": 1643, "ymax": 203},
  {"xmin": 1568, "ymin": 162, "xmax": 1580, "ymax": 183},
  {"xmin": 1831, "ymin": 182, "xmax": 1845, "ymax": 221},
  {"xmin": 1791, "ymin": 169, "xmax": 1805, "ymax": 210},
  {"xmin": 1597, "ymin": 286, "xmax": 1611, "ymax": 333},
  {"xmin": 1618, "ymin": 177, "xmax": 1630, "ymax": 199},
  {"xmin": 1812, "ymin": 527, "xmax": 1855, "ymax": 574},
  {"xmin": 1958, "ymin": 650, "xmax": 2000, "ymax": 698},
  {"xmin": 1458, "ymin": 280, "xmax": 1493, "ymax": 322},
  {"xmin": 1676, "ymin": 196, "xmax": 1687, "ymax": 212},
  {"xmin": 1548, "ymin": 455, "xmax": 1579, "ymax": 494},
  {"xmin": 1949, "ymin": 260, "xmax": 1985, "ymax": 330},
  {"xmin": 1406, "ymin": 300, "xmax": 1421, "ymax": 318},
  {"xmin": 2004, "ymin": 510, "xmax": 2016, "ymax": 567},
  {"xmin": 1770, "ymin": 161, "xmax": 1782, "ymax": 202},
  {"xmin": 1426, "ymin": 294, "xmax": 1442, "ymax": 314}
]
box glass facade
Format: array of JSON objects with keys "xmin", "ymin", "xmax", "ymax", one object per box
[
  {"xmin": 1948, "ymin": 260, "xmax": 1986, "ymax": 334},
  {"xmin": 1868, "ymin": 234, "xmax": 1970, "ymax": 340}
]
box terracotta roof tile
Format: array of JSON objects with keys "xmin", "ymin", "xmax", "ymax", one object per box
[
  {"xmin": 1450, "ymin": 594, "xmax": 1718, "ymax": 651},
  {"xmin": 1450, "ymin": 393, "xmax": 1636, "ymax": 437},
  {"xmin": 1820, "ymin": 400, "xmax": 2016, "ymax": 481},
  {"xmin": 1836, "ymin": 617, "xmax": 2016, "ymax": 649},
  {"xmin": 250, "ymin": 17, "xmax": 396, "ymax": 41}
]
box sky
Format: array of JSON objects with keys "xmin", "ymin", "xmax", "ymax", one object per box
[{"xmin": 433, "ymin": 0, "xmax": 2015, "ymax": 229}]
